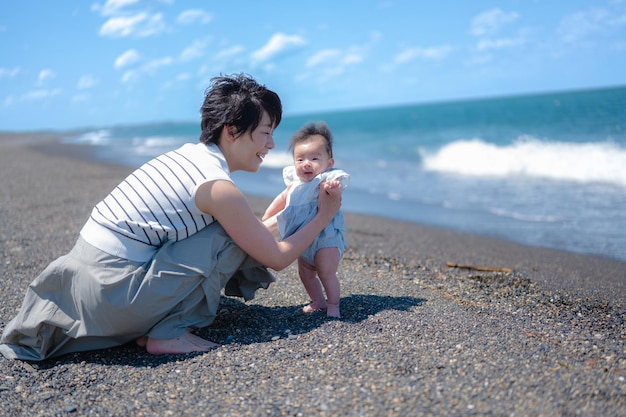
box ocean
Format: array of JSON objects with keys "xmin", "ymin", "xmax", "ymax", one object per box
[{"xmin": 63, "ymin": 86, "xmax": 626, "ymax": 263}]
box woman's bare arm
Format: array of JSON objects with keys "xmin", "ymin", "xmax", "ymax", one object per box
[{"xmin": 195, "ymin": 180, "xmax": 341, "ymax": 270}]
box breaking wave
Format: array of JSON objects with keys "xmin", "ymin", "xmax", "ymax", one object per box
[{"xmin": 422, "ymin": 136, "xmax": 626, "ymax": 187}]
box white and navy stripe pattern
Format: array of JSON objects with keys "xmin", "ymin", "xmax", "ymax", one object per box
[{"xmin": 81, "ymin": 143, "xmax": 231, "ymax": 260}]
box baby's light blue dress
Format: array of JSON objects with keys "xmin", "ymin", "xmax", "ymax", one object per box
[{"xmin": 277, "ymin": 166, "xmax": 350, "ymax": 266}]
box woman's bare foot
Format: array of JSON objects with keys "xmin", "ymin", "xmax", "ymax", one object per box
[
  {"xmin": 301, "ymin": 301, "xmax": 327, "ymax": 314},
  {"xmin": 145, "ymin": 331, "xmax": 218, "ymax": 354}
]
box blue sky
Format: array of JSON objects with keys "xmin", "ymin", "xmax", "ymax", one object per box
[{"xmin": 1, "ymin": 0, "xmax": 625, "ymax": 131}]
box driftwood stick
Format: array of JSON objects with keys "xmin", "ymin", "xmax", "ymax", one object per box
[{"xmin": 446, "ymin": 261, "xmax": 513, "ymax": 273}]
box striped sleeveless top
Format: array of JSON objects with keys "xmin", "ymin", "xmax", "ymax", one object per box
[{"xmin": 80, "ymin": 143, "xmax": 232, "ymax": 261}]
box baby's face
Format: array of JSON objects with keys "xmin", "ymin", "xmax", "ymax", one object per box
[{"xmin": 293, "ymin": 135, "xmax": 334, "ymax": 182}]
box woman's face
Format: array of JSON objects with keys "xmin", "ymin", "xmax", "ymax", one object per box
[
  {"xmin": 293, "ymin": 135, "xmax": 334, "ymax": 182},
  {"xmin": 231, "ymin": 111, "xmax": 275, "ymax": 172}
]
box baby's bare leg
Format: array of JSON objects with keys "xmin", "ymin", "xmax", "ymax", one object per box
[
  {"xmin": 314, "ymin": 247, "xmax": 341, "ymax": 318},
  {"xmin": 298, "ymin": 257, "xmax": 327, "ymax": 312}
]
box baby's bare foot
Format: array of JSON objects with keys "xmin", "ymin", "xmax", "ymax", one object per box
[
  {"xmin": 145, "ymin": 331, "xmax": 218, "ymax": 354},
  {"xmin": 326, "ymin": 303, "xmax": 340, "ymax": 318},
  {"xmin": 301, "ymin": 301, "xmax": 327, "ymax": 313}
]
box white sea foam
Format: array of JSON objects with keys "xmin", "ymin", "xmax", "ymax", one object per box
[
  {"xmin": 488, "ymin": 207, "xmax": 565, "ymax": 223},
  {"xmin": 133, "ymin": 136, "xmax": 185, "ymax": 155},
  {"xmin": 67, "ymin": 129, "xmax": 111, "ymax": 145},
  {"xmin": 135, "ymin": 136, "xmax": 182, "ymax": 148},
  {"xmin": 422, "ymin": 136, "xmax": 626, "ymax": 187},
  {"xmin": 261, "ymin": 150, "xmax": 293, "ymax": 169}
]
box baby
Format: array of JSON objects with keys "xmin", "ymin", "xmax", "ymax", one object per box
[{"xmin": 263, "ymin": 122, "xmax": 349, "ymax": 318}]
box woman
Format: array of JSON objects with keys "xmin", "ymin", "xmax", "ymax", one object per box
[{"xmin": 0, "ymin": 74, "xmax": 342, "ymax": 360}]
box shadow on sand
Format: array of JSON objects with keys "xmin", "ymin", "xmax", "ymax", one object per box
[
  {"xmin": 30, "ymin": 294, "xmax": 424, "ymax": 369},
  {"xmin": 202, "ymin": 293, "xmax": 425, "ymax": 344}
]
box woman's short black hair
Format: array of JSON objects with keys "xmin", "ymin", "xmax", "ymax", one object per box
[{"xmin": 199, "ymin": 73, "xmax": 282, "ymax": 145}]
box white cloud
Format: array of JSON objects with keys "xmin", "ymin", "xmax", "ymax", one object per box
[
  {"xmin": 610, "ymin": 39, "xmax": 626, "ymax": 51},
  {"xmin": 215, "ymin": 45, "xmax": 245, "ymax": 61},
  {"xmin": 92, "ymin": 0, "xmax": 139, "ymax": 16},
  {"xmin": 71, "ymin": 93, "xmax": 89, "ymax": 103},
  {"xmin": 251, "ymin": 33, "xmax": 306, "ymax": 63},
  {"xmin": 558, "ymin": 9, "xmax": 606, "ymax": 42},
  {"xmin": 307, "ymin": 49, "xmax": 341, "ymax": 67},
  {"xmin": 21, "ymin": 89, "xmax": 62, "ymax": 101},
  {"xmin": 342, "ymin": 52, "xmax": 364, "ymax": 65},
  {"xmin": 476, "ymin": 37, "xmax": 525, "ymax": 51},
  {"xmin": 0, "ymin": 67, "xmax": 20, "ymax": 78},
  {"xmin": 557, "ymin": 7, "xmax": 626, "ymax": 42},
  {"xmin": 300, "ymin": 34, "xmax": 377, "ymax": 83},
  {"xmin": 470, "ymin": 9, "xmax": 519, "ymax": 36},
  {"xmin": 211, "ymin": 45, "xmax": 247, "ymax": 69},
  {"xmin": 121, "ymin": 70, "xmax": 137, "ymax": 83},
  {"xmin": 143, "ymin": 57, "xmax": 172, "ymax": 71},
  {"xmin": 176, "ymin": 9, "xmax": 213, "ymax": 25},
  {"xmin": 99, "ymin": 12, "xmax": 166, "ymax": 38},
  {"xmin": 180, "ymin": 37, "xmax": 212, "ymax": 61},
  {"xmin": 395, "ymin": 45, "xmax": 453, "ymax": 63},
  {"xmin": 115, "ymin": 49, "xmax": 141, "ymax": 69},
  {"xmin": 121, "ymin": 57, "xmax": 173, "ymax": 83},
  {"xmin": 303, "ymin": 47, "xmax": 364, "ymax": 82},
  {"xmin": 77, "ymin": 75, "xmax": 98, "ymax": 89},
  {"xmin": 37, "ymin": 69, "xmax": 56, "ymax": 85},
  {"xmin": 176, "ymin": 73, "xmax": 191, "ymax": 81}
]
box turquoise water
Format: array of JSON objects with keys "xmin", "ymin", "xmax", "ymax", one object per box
[{"xmin": 65, "ymin": 86, "xmax": 626, "ymax": 262}]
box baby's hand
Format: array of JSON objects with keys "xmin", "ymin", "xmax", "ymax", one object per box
[
  {"xmin": 322, "ymin": 180, "xmax": 343, "ymax": 193},
  {"xmin": 318, "ymin": 181, "xmax": 342, "ymax": 218}
]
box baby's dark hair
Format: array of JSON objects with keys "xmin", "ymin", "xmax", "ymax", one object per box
[
  {"xmin": 199, "ymin": 73, "xmax": 282, "ymax": 145},
  {"xmin": 289, "ymin": 121, "xmax": 333, "ymax": 158}
]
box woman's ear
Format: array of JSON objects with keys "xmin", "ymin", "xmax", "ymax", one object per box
[{"xmin": 223, "ymin": 125, "xmax": 238, "ymax": 142}]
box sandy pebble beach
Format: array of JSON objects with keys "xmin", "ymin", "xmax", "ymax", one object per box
[{"xmin": 0, "ymin": 133, "xmax": 624, "ymax": 416}]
